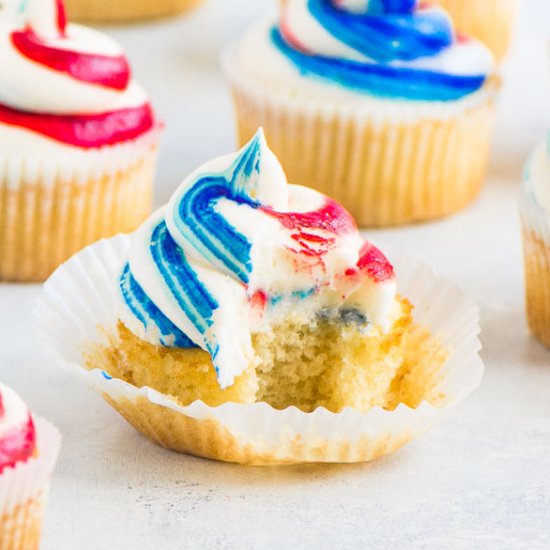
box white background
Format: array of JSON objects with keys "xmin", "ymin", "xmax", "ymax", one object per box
[{"xmin": 2, "ymin": 0, "xmax": 550, "ymax": 547}]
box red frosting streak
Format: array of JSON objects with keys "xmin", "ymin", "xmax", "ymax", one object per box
[
  {"xmin": 0, "ymin": 101, "xmax": 155, "ymax": 148},
  {"xmin": 0, "ymin": 414, "xmax": 36, "ymax": 474},
  {"xmin": 11, "ymin": 28, "xmax": 131, "ymax": 91},
  {"xmin": 56, "ymin": 0, "xmax": 67, "ymax": 35},
  {"xmin": 280, "ymin": 12, "xmax": 311, "ymax": 53},
  {"xmin": 263, "ymin": 198, "xmax": 356, "ymax": 234},
  {"xmin": 262, "ymin": 198, "xmax": 357, "ymax": 258},
  {"xmin": 355, "ymin": 242, "xmax": 394, "ymax": 283},
  {"xmin": 249, "ymin": 290, "xmax": 268, "ymax": 310}
]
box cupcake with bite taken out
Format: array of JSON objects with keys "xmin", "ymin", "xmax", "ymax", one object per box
[
  {"xmin": 0, "ymin": 0, "xmax": 160, "ymax": 282},
  {"xmin": 38, "ymin": 130, "xmax": 484, "ymax": 465},
  {"xmin": 223, "ymin": 0, "xmax": 499, "ymax": 227},
  {"xmin": 0, "ymin": 382, "xmax": 61, "ymax": 549}
]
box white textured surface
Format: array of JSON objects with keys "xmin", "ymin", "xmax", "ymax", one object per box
[{"xmin": 1, "ymin": 0, "xmax": 550, "ymax": 548}]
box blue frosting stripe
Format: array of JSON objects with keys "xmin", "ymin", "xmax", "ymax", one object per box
[
  {"xmin": 310, "ymin": 0, "xmax": 453, "ymax": 62},
  {"xmin": 149, "ymin": 221, "xmax": 220, "ymax": 358},
  {"xmin": 271, "ymin": 27, "xmax": 486, "ymax": 101},
  {"xmin": 119, "ymin": 262, "xmax": 197, "ymax": 349},
  {"xmin": 170, "ymin": 132, "xmax": 261, "ymax": 284}
]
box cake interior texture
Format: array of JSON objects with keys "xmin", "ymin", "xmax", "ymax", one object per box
[{"xmin": 88, "ymin": 297, "xmax": 447, "ymax": 413}]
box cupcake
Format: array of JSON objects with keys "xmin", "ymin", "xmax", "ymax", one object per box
[
  {"xmin": 63, "ymin": 0, "xmax": 203, "ymax": 23},
  {"xmin": 37, "ymin": 130, "xmax": 484, "ymax": 465},
  {"xmin": 0, "ymin": 382, "xmax": 61, "ymax": 549},
  {"xmin": 223, "ymin": 0, "xmax": 499, "ymax": 227},
  {"xmin": 436, "ymin": 0, "xmax": 518, "ymax": 63},
  {"xmin": 0, "ymin": 0, "xmax": 160, "ymax": 282},
  {"xmin": 521, "ymin": 138, "xmax": 550, "ymax": 349}
]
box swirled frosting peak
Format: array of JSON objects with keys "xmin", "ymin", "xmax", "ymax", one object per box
[
  {"xmin": 273, "ymin": 0, "xmax": 493, "ymax": 101},
  {"xmin": 0, "ymin": 383, "xmax": 36, "ymax": 474},
  {"xmin": 119, "ymin": 130, "xmax": 397, "ymax": 388},
  {"xmin": 0, "ymin": 0, "xmax": 154, "ymax": 148}
]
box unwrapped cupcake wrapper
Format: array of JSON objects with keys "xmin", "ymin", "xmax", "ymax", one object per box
[
  {"xmin": 36, "ymin": 235, "xmax": 483, "ymax": 465},
  {"xmin": 63, "ymin": 0, "xmax": 203, "ymax": 22},
  {"xmin": 0, "ymin": 418, "xmax": 61, "ymax": 550},
  {"xmin": 520, "ymin": 187, "xmax": 550, "ymax": 348},
  {"xmin": 436, "ymin": 0, "xmax": 518, "ymax": 62},
  {"xmin": 224, "ymin": 53, "xmax": 498, "ymax": 227},
  {"xmin": 0, "ymin": 130, "xmax": 160, "ymax": 283}
]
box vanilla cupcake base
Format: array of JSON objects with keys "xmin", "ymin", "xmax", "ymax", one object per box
[
  {"xmin": 0, "ymin": 132, "xmax": 159, "ymax": 282},
  {"xmin": 522, "ymin": 230, "xmax": 550, "ymax": 348},
  {"xmin": 0, "ymin": 419, "xmax": 61, "ymax": 550},
  {"xmin": 224, "ymin": 51, "xmax": 499, "ymax": 228},
  {"xmin": 36, "ymin": 235, "xmax": 483, "ymax": 465},
  {"xmin": 436, "ymin": 0, "xmax": 518, "ymax": 63},
  {"xmin": 520, "ymin": 180, "xmax": 550, "ymax": 349},
  {"xmin": 64, "ymin": 0, "xmax": 203, "ymax": 23}
]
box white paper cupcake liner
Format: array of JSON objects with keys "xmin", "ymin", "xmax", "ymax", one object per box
[
  {"xmin": 35, "ymin": 235, "xmax": 483, "ymax": 465},
  {"xmin": 0, "ymin": 418, "xmax": 61, "ymax": 549}
]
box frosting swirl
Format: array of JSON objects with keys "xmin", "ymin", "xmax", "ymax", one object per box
[
  {"xmin": 119, "ymin": 130, "xmax": 396, "ymax": 388},
  {"xmin": 273, "ymin": 0, "xmax": 493, "ymax": 101},
  {"xmin": 0, "ymin": 0, "xmax": 154, "ymax": 148},
  {"xmin": 0, "ymin": 383, "xmax": 36, "ymax": 474}
]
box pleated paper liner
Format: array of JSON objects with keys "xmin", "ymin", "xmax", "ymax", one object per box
[
  {"xmin": 0, "ymin": 418, "xmax": 61, "ymax": 550},
  {"xmin": 436, "ymin": 0, "xmax": 519, "ymax": 63},
  {"xmin": 223, "ymin": 51, "xmax": 499, "ymax": 228},
  {"xmin": 520, "ymin": 185, "xmax": 550, "ymax": 349},
  {"xmin": 36, "ymin": 235, "xmax": 483, "ymax": 465},
  {"xmin": 0, "ymin": 130, "xmax": 160, "ymax": 283},
  {"xmin": 63, "ymin": 0, "xmax": 203, "ymax": 23}
]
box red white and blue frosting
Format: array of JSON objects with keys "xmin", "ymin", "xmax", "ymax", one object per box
[
  {"xmin": 0, "ymin": 0, "xmax": 154, "ymax": 150},
  {"xmin": 0, "ymin": 383, "xmax": 36, "ymax": 474},
  {"xmin": 270, "ymin": 0, "xmax": 493, "ymax": 101},
  {"xmin": 119, "ymin": 130, "xmax": 397, "ymax": 388}
]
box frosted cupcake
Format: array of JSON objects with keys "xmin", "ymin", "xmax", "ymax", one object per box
[
  {"xmin": 38, "ymin": 130, "xmax": 484, "ymax": 464},
  {"xmin": 63, "ymin": 0, "xmax": 203, "ymax": 23},
  {"xmin": 0, "ymin": 0, "xmax": 160, "ymax": 282},
  {"xmin": 521, "ymin": 138, "xmax": 550, "ymax": 348},
  {"xmin": 436, "ymin": 0, "xmax": 519, "ymax": 63},
  {"xmin": 0, "ymin": 382, "xmax": 61, "ymax": 549},
  {"xmin": 223, "ymin": 0, "xmax": 498, "ymax": 227}
]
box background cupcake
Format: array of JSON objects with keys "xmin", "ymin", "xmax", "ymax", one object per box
[
  {"xmin": 0, "ymin": 0, "xmax": 160, "ymax": 282},
  {"xmin": 0, "ymin": 382, "xmax": 61, "ymax": 549},
  {"xmin": 521, "ymin": 137, "xmax": 550, "ymax": 348},
  {"xmin": 63, "ymin": 0, "xmax": 203, "ymax": 23},
  {"xmin": 436, "ymin": 0, "xmax": 519, "ymax": 63},
  {"xmin": 223, "ymin": 0, "xmax": 498, "ymax": 227}
]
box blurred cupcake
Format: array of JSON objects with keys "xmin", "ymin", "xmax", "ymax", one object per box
[
  {"xmin": 0, "ymin": 382, "xmax": 61, "ymax": 549},
  {"xmin": 223, "ymin": 0, "xmax": 499, "ymax": 227},
  {"xmin": 37, "ymin": 131, "xmax": 484, "ymax": 465},
  {"xmin": 63, "ymin": 0, "xmax": 203, "ymax": 23},
  {"xmin": 436, "ymin": 0, "xmax": 519, "ymax": 63},
  {"xmin": 521, "ymin": 138, "xmax": 550, "ymax": 348},
  {"xmin": 0, "ymin": 0, "xmax": 160, "ymax": 282}
]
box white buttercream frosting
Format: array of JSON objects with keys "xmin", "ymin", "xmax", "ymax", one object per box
[{"xmin": 119, "ymin": 130, "xmax": 398, "ymax": 388}]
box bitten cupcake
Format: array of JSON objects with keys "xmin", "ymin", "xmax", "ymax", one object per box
[
  {"xmin": 0, "ymin": 382, "xmax": 61, "ymax": 549},
  {"xmin": 63, "ymin": 0, "xmax": 203, "ymax": 23},
  {"xmin": 521, "ymin": 138, "xmax": 550, "ymax": 349},
  {"xmin": 223, "ymin": 0, "xmax": 498, "ymax": 227},
  {"xmin": 0, "ymin": 0, "xmax": 160, "ymax": 282},
  {"xmin": 436, "ymin": 0, "xmax": 519, "ymax": 63},
  {"xmin": 38, "ymin": 131, "xmax": 484, "ymax": 465}
]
